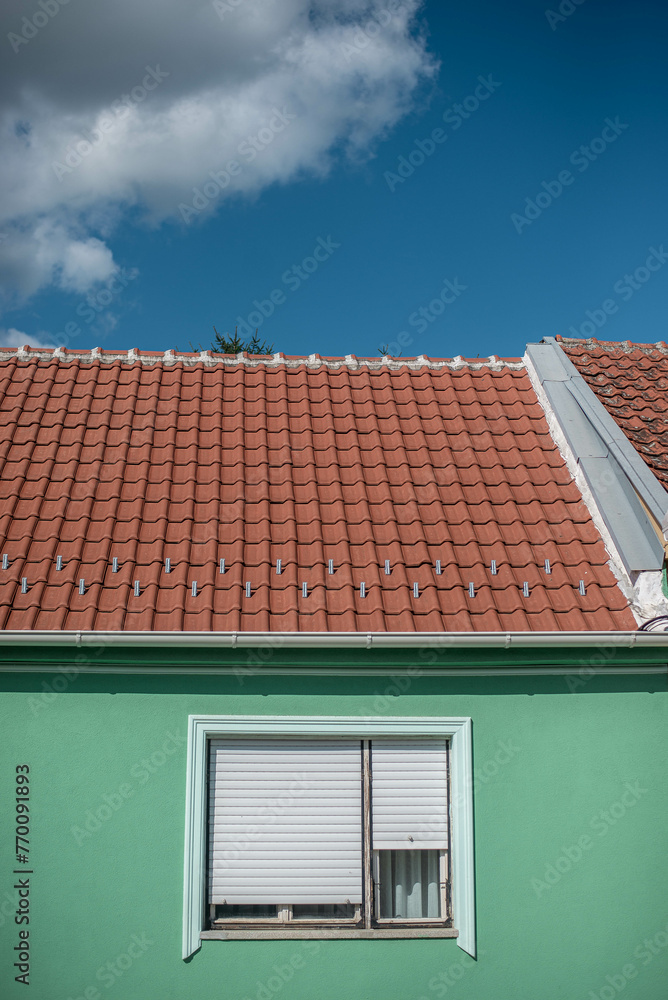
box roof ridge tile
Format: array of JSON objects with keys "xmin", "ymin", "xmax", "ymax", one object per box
[{"xmin": 0, "ymin": 346, "xmax": 526, "ymax": 372}]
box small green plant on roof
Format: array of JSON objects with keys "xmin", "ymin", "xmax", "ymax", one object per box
[
  {"xmin": 378, "ymin": 344, "xmax": 402, "ymax": 358},
  {"xmin": 212, "ymin": 325, "xmax": 275, "ymax": 356}
]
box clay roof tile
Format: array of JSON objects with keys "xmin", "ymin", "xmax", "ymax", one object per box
[{"xmin": 0, "ymin": 348, "xmax": 636, "ymax": 631}]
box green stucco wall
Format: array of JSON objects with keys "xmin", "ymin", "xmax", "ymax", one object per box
[{"xmin": 0, "ymin": 651, "xmax": 666, "ymax": 1000}]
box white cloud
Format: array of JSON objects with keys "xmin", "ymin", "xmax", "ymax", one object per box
[
  {"xmin": 0, "ymin": 0, "xmax": 437, "ymax": 304},
  {"xmin": 0, "ymin": 222, "xmax": 118, "ymax": 305},
  {"xmin": 59, "ymin": 236, "xmax": 118, "ymax": 293},
  {"xmin": 0, "ymin": 328, "xmax": 56, "ymax": 350}
]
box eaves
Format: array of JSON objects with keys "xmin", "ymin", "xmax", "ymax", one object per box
[{"xmin": 0, "ymin": 629, "xmax": 667, "ymax": 675}]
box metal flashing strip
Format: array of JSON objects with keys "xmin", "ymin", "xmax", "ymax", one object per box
[
  {"xmin": 566, "ymin": 368, "xmax": 668, "ymax": 522},
  {"xmin": 525, "ymin": 340, "xmax": 667, "ymax": 574},
  {"xmin": 534, "ymin": 337, "xmax": 668, "ymax": 518}
]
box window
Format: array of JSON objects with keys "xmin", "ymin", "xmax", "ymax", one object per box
[
  {"xmin": 183, "ymin": 717, "xmax": 474, "ymax": 958},
  {"xmin": 208, "ymin": 737, "xmax": 450, "ymax": 928}
]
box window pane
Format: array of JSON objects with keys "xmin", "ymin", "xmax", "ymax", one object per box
[
  {"xmin": 292, "ymin": 903, "xmax": 356, "ymax": 920},
  {"xmin": 377, "ymin": 850, "xmax": 441, "ymax": 919}
]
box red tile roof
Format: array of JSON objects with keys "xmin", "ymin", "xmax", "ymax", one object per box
[
  {"xmin": 557, "ymin": 337, "xmax": 668, "ymax": 489},
  {"xmin": 0, "ymin": 347, "xmax": 635, "ymax": 632}
]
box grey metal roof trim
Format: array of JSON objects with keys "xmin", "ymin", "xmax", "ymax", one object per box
[{"xmin": 525, "ymin": 338, "xmax": 668, "ymax": 575}]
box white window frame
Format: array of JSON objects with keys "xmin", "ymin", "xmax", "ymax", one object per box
[{"xmin": 183, "ymin": 716, "xmax": 474, "ymax": 959}]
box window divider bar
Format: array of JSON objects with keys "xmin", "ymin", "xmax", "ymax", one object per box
[
  {"xmin": 440, "ymin": 851, "xmax": 448, "ymax": 919},
  {"xmin": 445, "ymin": 737, "xmax": 452, "ymax": 921},
  {"xmin": 362, "ymin": 740, "xmax": 373, "ymax": 929},
  {"xmin": 372, "ymin": 849, "xmax": 381, "ymax": 920}
]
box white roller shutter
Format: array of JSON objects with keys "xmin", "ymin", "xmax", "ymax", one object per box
[
  {"xmin": 208, "ymin": 739, "xmax": 363, "ymax": 905},
  {"xmin": 371, "ymin": 738, "xmax": 448, "ymax": 850}
]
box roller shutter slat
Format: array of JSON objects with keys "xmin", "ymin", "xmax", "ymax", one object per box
[
  {"xmin": 371, "ymin": 738, "xmax": 448, "ymax": 850},
  {"xmin": 208, "ymin": 738, "xmax": 363, "ymax": 905}
]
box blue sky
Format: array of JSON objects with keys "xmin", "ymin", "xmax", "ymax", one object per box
[{"xmin": 1, "ymin": 0, "xmax": 666, "ymax": 360}]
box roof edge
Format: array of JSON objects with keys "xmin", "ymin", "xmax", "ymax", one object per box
[
  {"xmin": 2, "ymin": 630, "xmax": 668, "ymax": 677},
  {"xmin": 556, "ymin": 335, "xmax": 668, "ymax": 355},
  {"xmin": 0, "ymin": 345, "xmax": 525, "ymax": 372},
  {"xmin": 525, "ymin": 339, "xmax": 667, "ymax": 577},
  {"xmin": 0, "ymin": 629, "xmax": 659, "ymax": 647},
  {"xmin": 548, "ymin": 338, "xmax": 668, "ymax": 521}
]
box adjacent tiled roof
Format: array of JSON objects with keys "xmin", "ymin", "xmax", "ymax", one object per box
[
  {"xmin": 0, "ymin": 346, "xmax": 635, "ymax": 632},
  {"xmin": 557, "ymin": 337, "xmax": 668, "ymax": 489}
]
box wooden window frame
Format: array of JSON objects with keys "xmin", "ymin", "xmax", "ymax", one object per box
[
  {"xmin": 209, "ymin": 903, "xmax": 363, "ymax": 927},
  {"xmin": 208, "ymin": 737, "xmax": 450, "ymax": 931},
  {"xmin": 183, "ymin": 716, "xmax": 475, "ymax": 958},
  {"xmin": 372, "ymin": 849, "xmax": 449, "ymax": 925}
]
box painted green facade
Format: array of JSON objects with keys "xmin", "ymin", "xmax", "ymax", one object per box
[{"xmin": 1, "ymin": 644, "xmax": 667, "ymax": 1000}]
